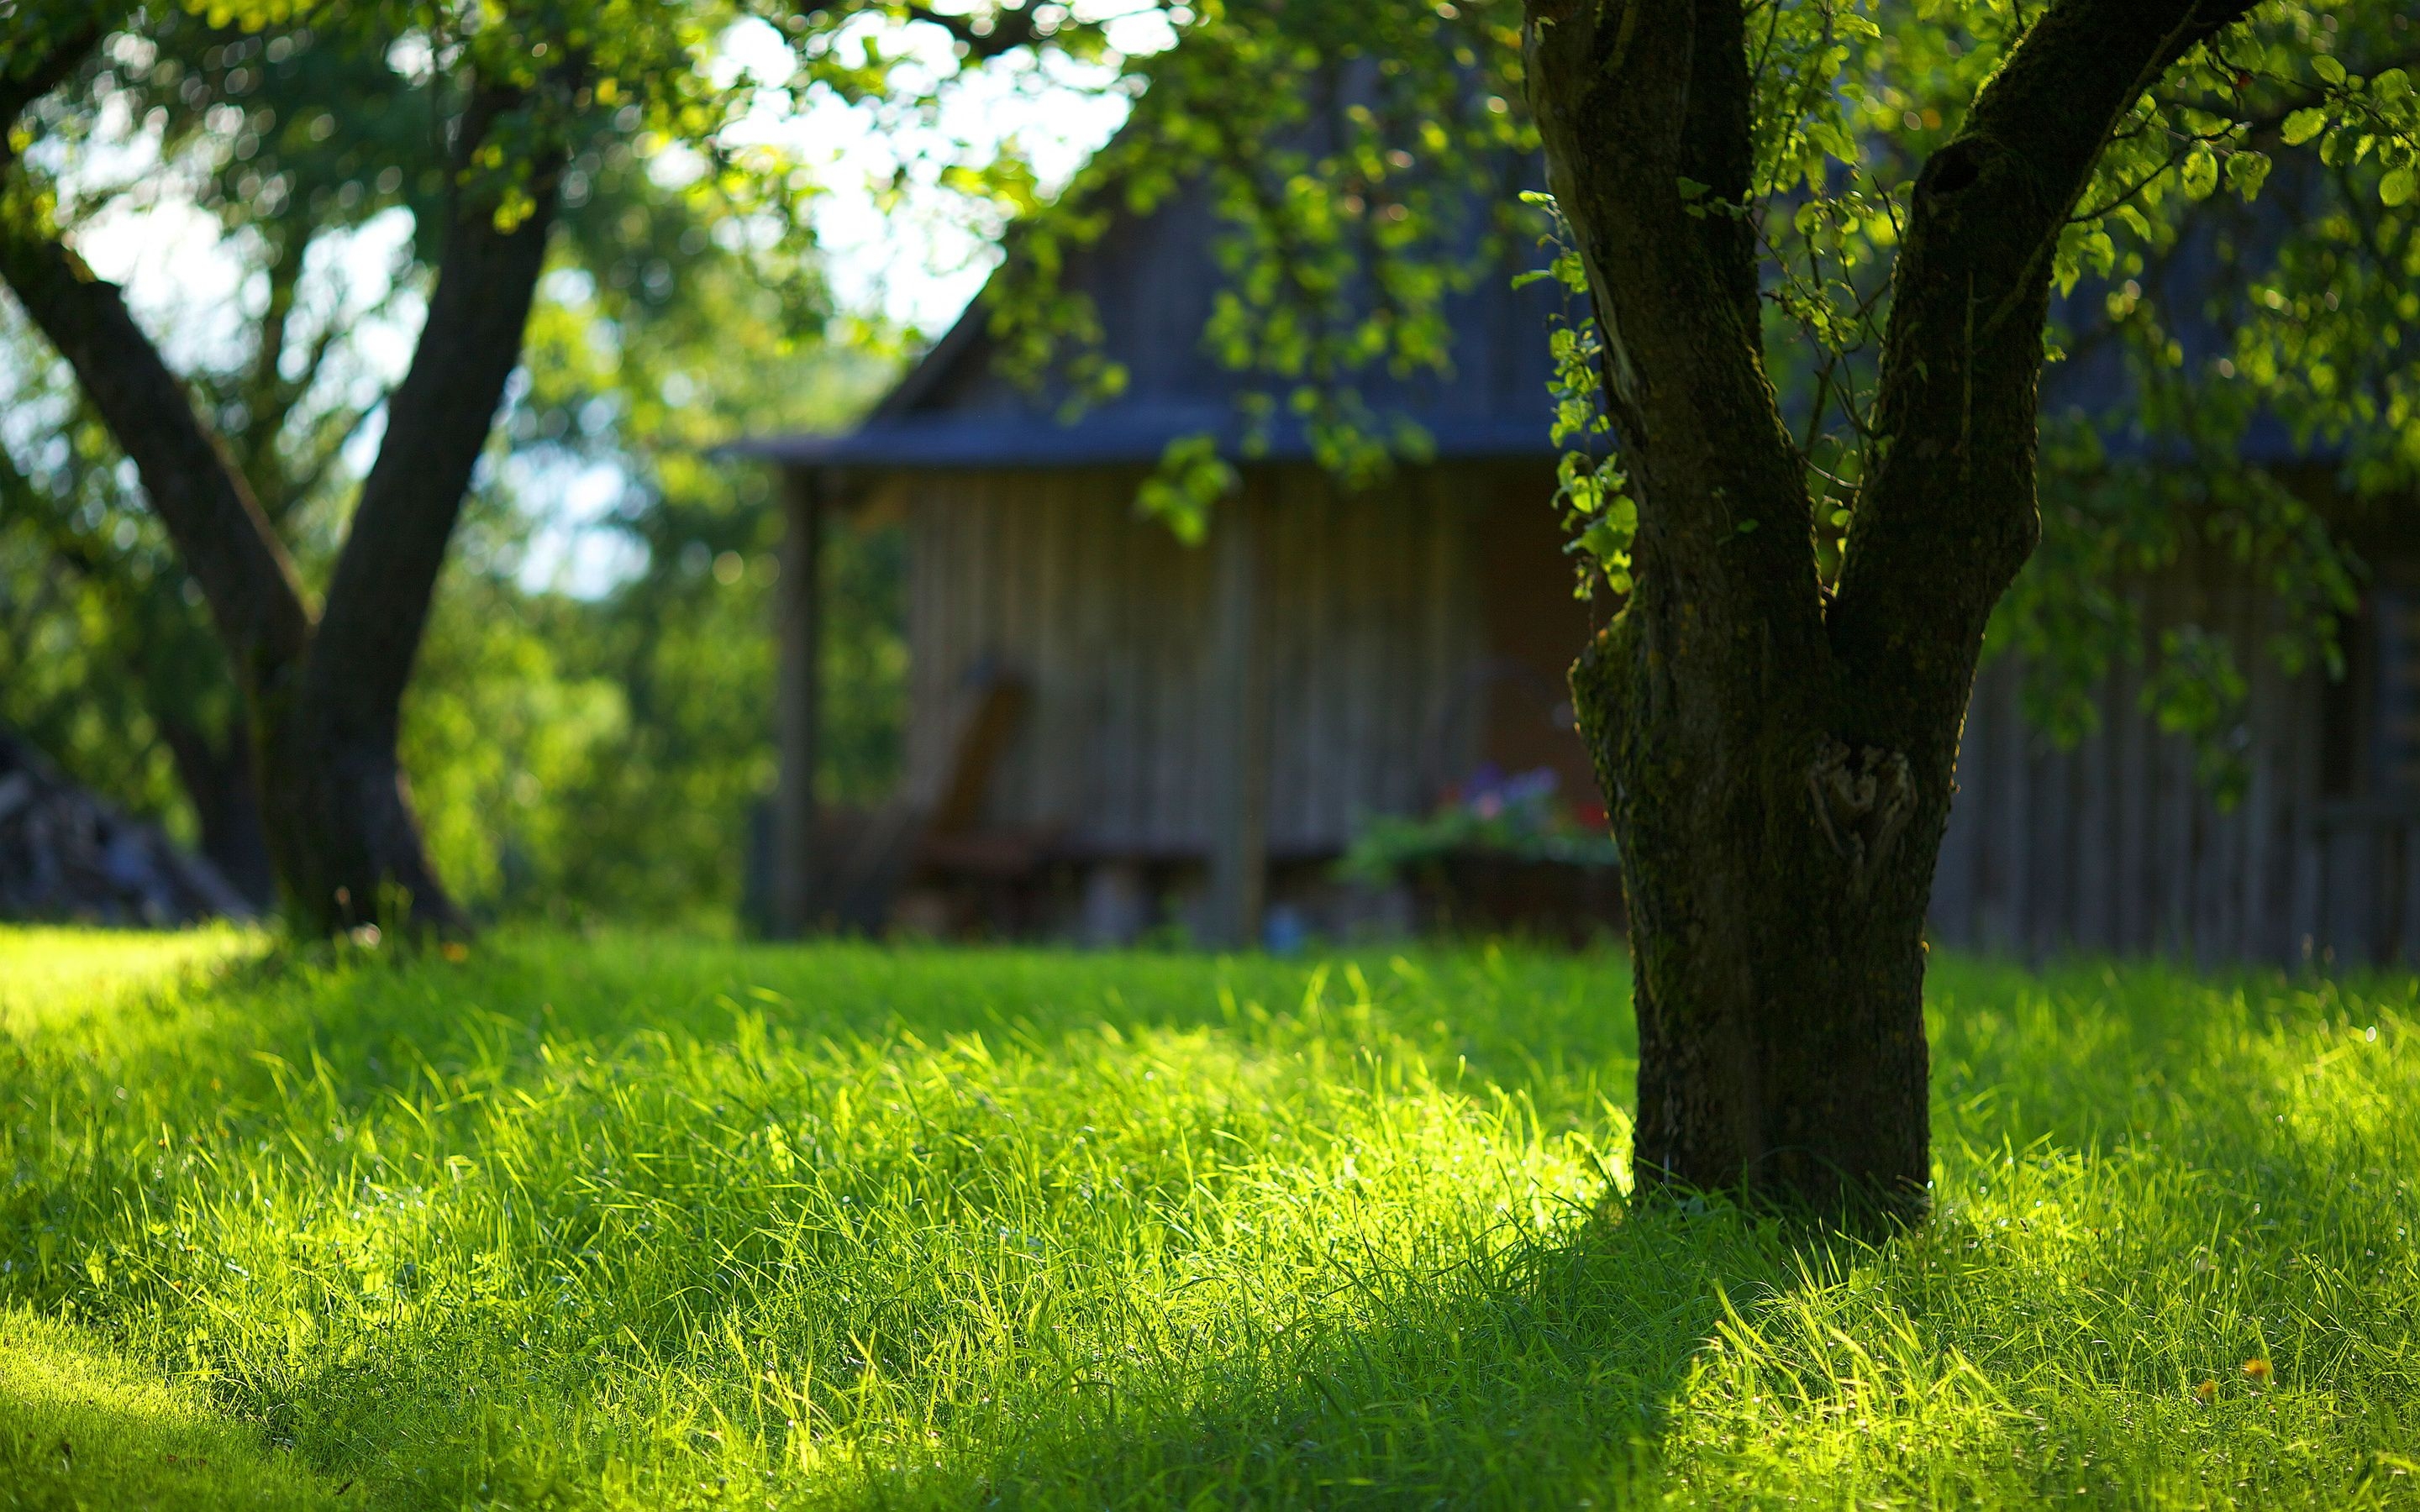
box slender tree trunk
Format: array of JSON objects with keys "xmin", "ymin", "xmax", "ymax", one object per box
[
  {"xmin": 1523, "ymin": 0, "xmax": 2257, "ymax": 1216},
  {"xmin": 2, "ymin": 45, "xmax": 561, "ymax": 935}
]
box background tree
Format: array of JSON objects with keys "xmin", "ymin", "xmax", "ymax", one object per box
[
  {"xmin": 3, "ymin": 0, "xmax": 611, "ymax": 932},
  {"xmin": 0, "ymin": 0, "xmax": 1089, "ymax": 933},
  {"xmin": 0, "ymin": 13, "xmax": 429, "ymax": 908},
  {"xmin": 0, "ymin": 3, "xmax": 902, "ymax": 927}
]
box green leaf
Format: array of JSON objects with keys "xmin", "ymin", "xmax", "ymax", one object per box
[
  {"xmin": 2281, "ymin": 108, "xmax": 2328, "ymax": 146},
  {"xmin": 1674, "ymin": 176, "xmax": 1710, "ymax": 200},
  {"xmin": 1136, "ymin": 433, "xmax": 1235, "ymax": 544},
  {"xmin": 2385, "ymin": 167, "xmax": 2417, "ymax": 208},
  {"xmin": 2181, "ymin": 144, "xmax": 2217, "ymax": 199},
  {"xmin": 2223, "ymin": 150, "xmax": 2270, "ymax": 202},
  {"xmin": 2312, "ymin": 55, "xmax": 2346, "ymax": 87}
]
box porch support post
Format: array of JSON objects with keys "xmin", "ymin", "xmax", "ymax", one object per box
[
  {"xmin": 772, "ymin": 465, "xmax": 825, "ymax": 937},
  {"xmin": 1204, "ymin": 486, "xmax": 1270, "ymax": 949}
]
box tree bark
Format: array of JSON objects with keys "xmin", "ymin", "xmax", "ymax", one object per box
[
  {"xmin": 1, "ymin": 43, "xmax": 562, "ymax": 935},
  {"xmin": 1524, "ymin": 0, "xmax": 2255, "ymax": 1217},
  {"xmin": 159, "ymin": 717, "xmax": 275, "ymax": 910}
]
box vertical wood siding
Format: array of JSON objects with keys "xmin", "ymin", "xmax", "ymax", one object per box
[
  {"xmin": 897, "ymin": 465, "xmax": 1495, "ymax": 858},
  {"xmin": 1929, "ymin": 566, "xmax": 2413, "ymax": 967}
]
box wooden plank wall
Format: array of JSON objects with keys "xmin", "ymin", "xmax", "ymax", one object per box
[
  {"xmin": 1929, "ymin": 568, "xmax": 2417, "ymax": 969},
  {"xmin": 897, "ymin": 465, "xmax": 1487, "ymax": 860}
]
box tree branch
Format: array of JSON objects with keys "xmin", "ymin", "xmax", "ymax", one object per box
[
  {"xmin": 1523, "ymin": 0, "xmax": 1828, "ymax": 690},
  {"xmin": 897, "ymin": 3, "xmax": 1050, "ymax": 60},
  {"xmin": 0, "ymin": 16, "xmax": 105, "ymax": 171},
  {"xmin": 0, "ymin": 219, "xmax": 313, "ymax": 692},
  {"xmin": 302, "ymin": 79, "xmax": 566, "ymax": 749},
  {"xmin": 1828, "ymin": 0, "xmax": 2260, "ymax": 759}
]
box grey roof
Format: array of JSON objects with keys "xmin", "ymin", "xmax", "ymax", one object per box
[
  {"xmin": 733, "ymin": 155, "xmax": 1565, "ymax": 471},
  {"xmin": 735, "ymin": 144, "xmax": 2337, "ymax": 475}
]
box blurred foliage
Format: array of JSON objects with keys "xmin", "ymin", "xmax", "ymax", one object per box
[
  {"xmin": 0, "ymin": 369, "xmax": 215, "ymax": 840},
  {"xmin": 2, "ymin": 216, "xmax": 900, "ymax": 925},
  {"xmin": 1336, "ymin": 765, "xmax": 1618, "ymax": 889},
  {"xmin": 3, "ymin": 265, "xmax": 900, "ymax": 925},
  {"xmin": 398, "ymin": 203, "xmax": 899, "ymax": 925},
  {"xmin": 0, "ymin": 0, "xmax": 1120, "ymax": 923},
  {"xmin": 1, "ymin": 0, "xmax": 907, "ymax": 923}
]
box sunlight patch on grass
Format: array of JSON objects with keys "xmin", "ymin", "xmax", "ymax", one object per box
[
  {"xmin": 0, "ymin": 1305, "xmax": 339, "ymax": 1509},
  {"xmin": 0, "ymin": 925, "xmax": 260, "ymax": 1035}
]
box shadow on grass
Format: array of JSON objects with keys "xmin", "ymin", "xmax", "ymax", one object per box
[{"xmin": 932, "ymin": 1200, "xmax": 1823, "ymax": 1509}]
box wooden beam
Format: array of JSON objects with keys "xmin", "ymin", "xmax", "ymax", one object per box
[
  {"xmin": 1203, "ymin": 486, "xmax": 1270, "ymax": 949},
  {"xmin": 772, "ymin": 467, "xmax": 825, "ymax": 936}
]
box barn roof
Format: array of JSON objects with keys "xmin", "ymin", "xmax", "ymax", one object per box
[
  {"xmin": 733, "ymin": 146, "xmax": 2336, "ymax": 475},
  {"xmin": 733, "ymin": 158, "xmax": 1565, "ymax": 471}
]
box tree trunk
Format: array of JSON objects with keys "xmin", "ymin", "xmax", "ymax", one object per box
[
  {"xmin": 1571, "ymin": 615, "xmax": 1938, "ymax": 1214},
  {"xmin": 1, "ymin": 46, "xmax": 561, "ymax": 936},
  {"xmin": 251, "ymin": 715, "xmax": 458, "ymax": 932},
  {"xmin": 260, "ymin": 83, "xmax": 562, "ymax": 936},
  {"xmin": 159, "ymin": 717, "xmax": 275, "ymax": 910},
  {"xmin": 1523, "ymin": 0, "xmax": 2258, "ymax": 1218}
]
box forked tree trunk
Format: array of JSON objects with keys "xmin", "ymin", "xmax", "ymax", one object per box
[
  {"xmin": 251, "ymin": 712, "xmax": 461, "ymax": 933},
  {"xmin": 1, "ymin": 51, "xmax": 560, "ymax": 935},
  {"xmin": 1570, "ymin": 599, "xmax": 1948, "ymax": 1210},
  {"xmin": 1524, "ymin": 0, "xmax": 2258, "ymax": 1216}
]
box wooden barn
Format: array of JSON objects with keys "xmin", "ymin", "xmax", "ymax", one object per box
[
  {"xmin": 1932, "ymin": 504, "xmax": 2420, "ymax": 969},
  {"xmin": 1923, "ymin": 192, "xmax": 2420, "ymax": 969},
  {"xmin": 742, "ymin": 161, "xmax": 2412, "ymax": 965},
  {"xmin": 737, "ymin": 177, "xmax": 1599, "ymax": 947}
]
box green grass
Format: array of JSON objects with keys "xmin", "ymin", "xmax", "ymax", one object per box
[{"xmin": 0, "ymin": 926, "xmax": 2415, "ymax": 1509}]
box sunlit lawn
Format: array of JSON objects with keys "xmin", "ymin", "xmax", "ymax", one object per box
[{"xmin": 0, "ymin": 925, "xmax": 2414, "ymax": 1508}]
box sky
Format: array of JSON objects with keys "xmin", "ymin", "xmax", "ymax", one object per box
[
  {"xmin": 46, "ymin": 8, "xmax": 1163, "ymax": 597},
  {"xmin": 718, "ymin": 12, "xmax": 1155, "ymax": 334}
]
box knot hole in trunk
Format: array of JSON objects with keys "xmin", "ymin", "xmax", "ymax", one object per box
[{"xmin": 1807, "ymin": 737, "xmax": 1916, "ymax": 890}]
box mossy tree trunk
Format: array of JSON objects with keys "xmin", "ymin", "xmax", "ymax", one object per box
[{"xmin": 1523, "ymin": 0, "xmax": 2256, "ymax": 1216}]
